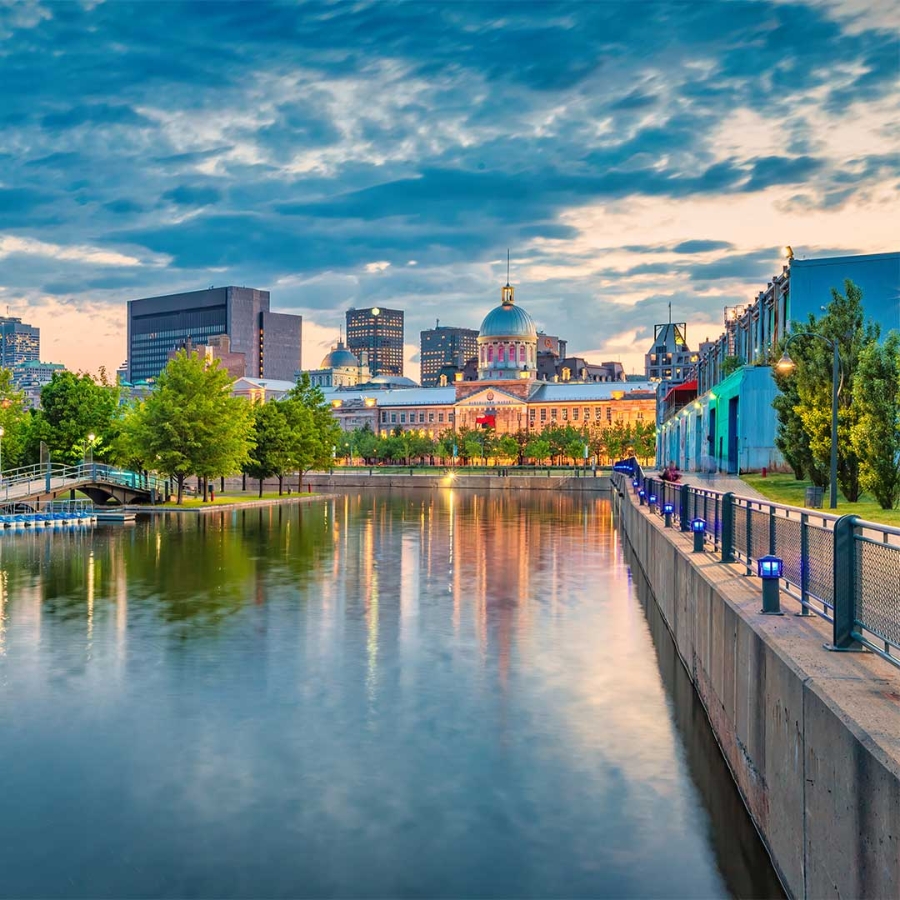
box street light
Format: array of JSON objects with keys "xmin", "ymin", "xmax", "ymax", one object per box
[
  {"xmin": 775, "ymin": 332, "xmax": 840, "ymax": 509},
  {"xmin": 0, "ymin": 425, "xmax": 4, "ymax": 482}
]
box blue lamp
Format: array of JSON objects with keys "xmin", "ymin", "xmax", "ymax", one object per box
[
  {"xmin": 691, "ymin": 517, "xmax": 706, "ymax": 552},
  {"xmin": 638, "ymin": 489, "xmax": 646, "ymax": 506},
  {"xmin": 757, "ymin": 555, "xmax": 784, "ymax": 615},
  {"xmin": 663, "ymin": 502, "xmax": 674, "ymax": 527},
  {"xmin": 632, "ymin": 478, "xmax": 639, "ymax": 489},
  {"xmin": 648, "ymin": 493, "xmax": 657, "ymax": 510}
]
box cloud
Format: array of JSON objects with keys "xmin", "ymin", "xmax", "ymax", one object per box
[{"xmin": 0, "ymin": 0, "xmax": 895, "ymax": 377}]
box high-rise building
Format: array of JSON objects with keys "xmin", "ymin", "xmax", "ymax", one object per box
[
  {"xmin": 644, "ymin": 321, "xmax": 697, "ymax": 382},
  {"xmin": 419, "ymin": 322, "xmax": 478, "ymax": 387},
  {"xmin": 0, "ymin": 316, "xmax": 40, "ymax": 368},
  {"xmin": 345, "ymin": 306, "xmax": 404, "ymax": 376},
  {"xmin": 127, "ymin": 286, "xmax": 301, "ymax": 382}
]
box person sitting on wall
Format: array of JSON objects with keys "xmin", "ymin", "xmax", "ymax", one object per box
[{"xmin": 660, "ymin": 461, "xmax": 681, "ymax": 482}]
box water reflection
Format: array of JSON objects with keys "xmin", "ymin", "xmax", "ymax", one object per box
[{"xmin": 0, "ymin": 492, "xmax": 780, "ymax": 898}]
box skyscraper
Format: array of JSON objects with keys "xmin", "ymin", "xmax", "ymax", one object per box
[
  {"xmin": 345, "ymin": 306, "xmax": 404, "ymax": 376},
  {"xmin": 419, "ymin": 322, "xmax": 479, "ymax": 387},
  {"xmin": 127, "ymin": 286, "xmax": 301, "ymax": 382},
  {"xmin": 0, "ymin": 316, "xmax": 40, "ymax": 367}
]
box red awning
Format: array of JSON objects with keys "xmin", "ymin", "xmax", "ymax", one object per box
[{"xmin": 662, "ymin": 379, "xmax": 697, "ymax": 402}]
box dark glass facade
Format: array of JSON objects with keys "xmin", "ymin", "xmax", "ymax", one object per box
[
  {"xmin": 127, "ymin": 287, "xmax": 301, "ymax": 382},
  {"xmin": 0, "ymin": 317, "xmax": 40, "ymax": 368},
  {"xmin": 346, "ymin": 307, "xmax": 404, "ymax": 376},
  {"xmin": 420, "ymin": 325, "xmax": 478, "ymax": 387}
]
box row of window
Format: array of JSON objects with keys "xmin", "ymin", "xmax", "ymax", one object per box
[
  {"xmin": 480, "ymin": 343, "xmax": 532, "ymax": 365},
  {"xmin": 377, "ymin": 406, "xmax": 645, "ymax": 426}
]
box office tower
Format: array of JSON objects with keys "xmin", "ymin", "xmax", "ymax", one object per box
[
  {"xmin": 127, "ymin": 286, "xmax": 301, "ymax": 382},
  {"xmin": 419, "ymin": 322, "xmax": 479, "ymax": 387},
  {"xmin": 345, "ymin": 306, "xmax": 404, "ymax": 376},
  {"xmin": 0, "ymin": 316, "xmax": 40, "ymax": 367}
]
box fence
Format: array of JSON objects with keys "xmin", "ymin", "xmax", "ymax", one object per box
[{"xmin": 616, "ymin": 472, "xmax": 900, "ymax": 671}]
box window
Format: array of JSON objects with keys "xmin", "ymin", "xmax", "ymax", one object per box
[
  {"xmin": 584, "ymin": 407, "xmax": 590, "ymax": 419},
  {"xmin": 438, "ymin": 412, "xmax": 444, "ymax": 423},
  {"xmin": 573, "ymin": 408, "xmax": 579, "ymax": 420},
  {"xmin": 419, "ymin": 412, "xmax": 425, "ymax": 423},
  {"xmin": 488, "ymin": 346, "xmax": 493, "ymax": 363},
  {"xmin": 400, "ymin": 412, "xmax": 406, "ymax": 423},
  {"xmin": 551, "ymin": 409, "xmax": 558, "ymax": 420},
  {"xmin": 519, "ymin": 345, "xmax": 526, "ymax": 362},
  {"xmin": 637, "ymin": 412, "xmax": 644, "ymax": 420},
  {"xmin": 428, "ymin": 412, "xmax": 434, "ymax": 423},
  {"xmin": 381, "ymin": 411, "xmax": 387, "ymax": 423},
  {"xmin": 540, "ymin": 408, "xmax": 547, "ymax": 422},
  {"xmin": 499, "ymin": 346, "xmax": 505, "ymax": 362},
  {"xmin": 606, "ymin": 407, "xmax": 612, "ymax": 421},
  {"xmin": 562, "ymin": 408, "xmax": 568, "ymax": 421},
  {"xmin": 391, "ymin": 413, "xmax": 397, "ymax": 423}
]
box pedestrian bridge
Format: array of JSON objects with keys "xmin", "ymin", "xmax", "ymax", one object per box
[{"xmin": 0, "ymin": 463, "xmax": 159, "ymax": 507}]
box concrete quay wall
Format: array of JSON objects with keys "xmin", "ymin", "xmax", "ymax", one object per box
[
  {"xmin": 301, "ymin": 472, "xmax": 612, "ymax": 492},
  {"xmin": 615, "ymin": 485, "xmax": 900, "ymax": 900}
]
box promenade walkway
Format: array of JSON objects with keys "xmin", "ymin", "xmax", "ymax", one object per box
[{"xmin": 675, "ymin": 472, "xmax": 767, "ymax": 500}]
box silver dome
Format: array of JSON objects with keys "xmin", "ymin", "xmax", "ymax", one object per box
[{"xmin": 479, "ymin": 302, "xmax": 537, "ymax": 339}]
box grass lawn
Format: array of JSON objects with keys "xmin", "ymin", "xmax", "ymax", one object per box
[
  {"xmin": 158, "ymin": 491, "xmax": 316, "ymax": 508},
  {"xmin": 742, "ymin": 473, "xmax": 900, "ymax": 527}
]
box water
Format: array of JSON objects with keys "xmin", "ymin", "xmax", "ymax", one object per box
[{"xmin": 0, "ymin": 491, "xmax": 782, "ymax": 898}]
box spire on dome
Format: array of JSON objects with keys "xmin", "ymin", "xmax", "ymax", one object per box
[{"xmin": 502, "ymin": 250, "xmax": 514, "ymax": 305}]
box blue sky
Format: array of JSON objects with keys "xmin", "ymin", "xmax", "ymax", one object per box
[{"xmin": 1, "ymin": 0, "xmax": 897, "ymax": 377}]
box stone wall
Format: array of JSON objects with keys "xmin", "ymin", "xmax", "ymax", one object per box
[{"xmin": 614, "ymin": 482, "xmax": 900, "ymax": 900}]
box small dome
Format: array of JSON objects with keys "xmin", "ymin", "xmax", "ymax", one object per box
[
  {"xmin": 320, "ymin": 341, "xmax": 359, "ymax": 369},
  {"xmin": 479, "ymin": 301, "xmax": 537, "ymax": 339}
]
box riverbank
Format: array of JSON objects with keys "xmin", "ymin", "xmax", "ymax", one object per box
[
  {"xmin": 613, "ymin": 478, "xmax": 900, "ymax": 900},
  {"xmin": 127, "ymin": 492, "xmax": 334, "ymax": 514},
  {"xmin": 299, "ymin": 471, "xmax": 611, "ymax": 492}
]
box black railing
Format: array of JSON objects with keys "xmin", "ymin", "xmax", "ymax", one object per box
[{"xmin": 616, "ymin": 472, "xmax": 900, "ymax": 670}]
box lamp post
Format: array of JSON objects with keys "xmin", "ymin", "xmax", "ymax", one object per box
[
  {"xmin": 0, "ymin": 425, "xmax": 4, "ymax": 483},
  {"xmin": 775, "ymin": 333, "xmax": 840, "ymax": 509}
]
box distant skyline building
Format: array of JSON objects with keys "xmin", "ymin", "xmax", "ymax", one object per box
[
  {"xmin": 419, "ymin": 322, "xmax": 479, "ymax": 387},
  {"xmin": 346, "ymin": 306, "xmax": 404, "ymax": 376},
  {"xmin": 0, "ymin": 316, "xmax": 40, "ymax": 368},
  {"xmin": 126, "ymin": 286, "xmax": 301, "ymax": 383},
  {"xmin": 644, "ymin": 321, "xmax": 698, "ymax": 382},
  {"xmin": 12, "ymin": 359, "xmax": 64, "ymax": 409}
]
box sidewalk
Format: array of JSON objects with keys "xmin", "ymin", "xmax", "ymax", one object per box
[{"xmin": 653, "ymin": 471, "xmax": 768, "ymax": 500}]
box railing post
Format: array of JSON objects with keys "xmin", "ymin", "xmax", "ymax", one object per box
[
  {"xmin": 679, "ymin": 483, "xmax": 690, "ymax": 531},
  {"xmin": 828, "ymin": 515, "xmax": 865, "ymax": 652},
  {"xmin": 768, "ymin": 504, "xmax": 776, "ymax": 554},
  {"xmin": 745, "ymin": 505, "xmax": 753, "ymax": 575},
  {"xmin": 721, "ymin": 492, "xmax": 735, "ymax": 563},
  {"xmin": 799, "ymin": 513, "xmax": 811, "ymax": 616}
]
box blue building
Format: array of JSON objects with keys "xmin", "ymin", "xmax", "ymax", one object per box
[{"xmin": 657, "ymin": 251, "xmax": 900, "ymax": 473}]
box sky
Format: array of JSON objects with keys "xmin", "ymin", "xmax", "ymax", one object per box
[{"xmin": 1, "ymin": 0, "xmax": 898, "ymax": 381}]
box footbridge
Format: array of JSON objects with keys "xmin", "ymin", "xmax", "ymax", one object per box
[{"xmin": 0, "ymin": 463, "xmax": 160, "ymax": 507}]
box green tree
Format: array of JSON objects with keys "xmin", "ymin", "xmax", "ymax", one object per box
[
  {"xmin": 245, "ymin": 400, "xmax": 293, "ymax": 496},
  {"xmin": 851, "ymin": 332, "xmax": 900, "ymax": 509},
  {"xmin": 631, "ymin": 420, "xmax": 657, "ymax": 464},
  {"xmin": 286, "ymin": 374, "xmax": 342, "ymax": 488},
  {"xmin": 115, "ymin": 350, "xmax": 254, "ymax": 503},
  {"xmin": 785, "ymin": 280, "xmax": 879, "ymax": 502},
  {"xmin": 0, "ymin": 370, "xmax": 29, "ymax": 472},
  {"xmin": 351, "ymin": 425, "xmax": 379, "ymax": 463},
  {"xmin": 496, "ymin": 434, "xmax": 519, "ymax": 462},
  {"xmin": 25, "ymin": 370, "xmax": 120, "ymax": 465},
  {"xmin": 565, "ymin": 437, "xmax": 586, "ymax": 465},
  {"xmin": 525, "ymin": 436, "xmax": 551, "ymax": 464}
]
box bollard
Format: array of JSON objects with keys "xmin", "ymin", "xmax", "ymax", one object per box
[
  {"xmin": 648, "ymin": 492, "xmax": 657, "ymax": 512},
  {"xmin": 638, "ymin": 489, "xmax": 646, "ymax": 506},
  {"xmin": 663, "ymin": 502, "xmax": 674, "ymax": 528},
  {"xmin": 758, "ymin": 555, "xmax": 784, "ymax": 615},
  {"xmin": 691, "ymin": 517, "xmax": 706, "ymax": 552},
  {"xmin": 307, "ymin": 484, "xmax": 311, "ymax": 493}
]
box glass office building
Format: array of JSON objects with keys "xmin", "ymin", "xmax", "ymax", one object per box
[
  {"xmin": 127, "ymin": 287, "xmax": 301, "ymax": 382},
  {"xmin": 0, "ymin": 316, "xmax": 40, "ymax": 368},
  {"xmin": 419, "ymin": 324, "xmax": 478, "ymax": 387},
  {"xmin": 346, "ymin": 307, "xmax": 404, "ymax": 376}
]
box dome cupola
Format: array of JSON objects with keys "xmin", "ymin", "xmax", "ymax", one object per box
[
  {"xmin": 477, "ymin": 281, "xmax": 538, "ymax": 381},
  {"xmin": 320, "ymin": 340, "xmax": 360, "ymax": 370}
]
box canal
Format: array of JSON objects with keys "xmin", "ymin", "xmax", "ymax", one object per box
[{"xmin": 0, "ymin": 491, "xmax": 782, "ymax": 898}]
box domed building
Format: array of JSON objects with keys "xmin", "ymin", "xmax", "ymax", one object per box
[
  {"xmin": 477, "ymin": 283, "xmax": 537, "ymax": 381},
  {"xmin": 307, "ymin": 339, "xmax": 371, "ymax": 388}
]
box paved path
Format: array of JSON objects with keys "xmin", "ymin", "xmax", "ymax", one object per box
[{"xmin": 650, "ymin": 471, "xmax": 768, "ymax": 500}]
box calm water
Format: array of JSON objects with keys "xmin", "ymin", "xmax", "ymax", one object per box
[{"xmin": 0, "ymin": 491, "xmax": 782, "ymax": 899}]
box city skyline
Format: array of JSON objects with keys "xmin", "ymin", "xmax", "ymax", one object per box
[{"xmin": 2, "ymin": 1, "xmax": 898, "ymax": 381}]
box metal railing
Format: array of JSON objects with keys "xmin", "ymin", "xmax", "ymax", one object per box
[
  {"xmin": 616, "ymin": 472, "xmax": 900, "ymax": 670},
  {"xmin": 0, "ymin": 462, "xmax": 161, "ymax": 500}
]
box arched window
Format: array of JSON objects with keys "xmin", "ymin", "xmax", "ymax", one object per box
[
  {"xmin": 499, "ymin": 345, "xmax": 505, "ymax": 362},
  {"xmin": 488, "ymin": 346, "xmax": 493, "ymax": 363},
  {"xmin": 519, "ymin": 345, "xmax": 526, "ymax": 362}
]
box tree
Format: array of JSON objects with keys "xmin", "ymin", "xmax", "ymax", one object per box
[
  {"xmin": 351, "ymin": 425, "xmax": 379, "ymax": 464},
  {"xmin": 783, "ymin": 280, "xmax": 879, "ymax": 502},
  {"xmin": 496, "ymin": 434, "xmax": 519, "ymax": 462},
  {"xmin": 0, "ymin": 370, "xmax": 29, "ymax": 472},
  {"xmin": 565, "ymin": 437, "xmax": 586, "ymax": 465},
  {"xmin": 115, "ymin": 350, "xmax": 254, "ymax": 503},
  {"xmin": 525, "ymin": 436, "xmax": 551, "ymax": 465},
  {"xmin": 245, "ymin": 400, "xmax": 293, "ymax": 496},
  {"xmin": 286, "ymin": 374, "xmax": 342, "ymax": 488},
  {"xmin": 25, "ymin": 370, "xmax": 120, "ymax": 465},
  {"xmin": 631, "ymin": 420, "xmax": 657, "ymax": 464},
  {"xmin": 851, "ymin": 332, "xmax": 900, "ymax": 509}
]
